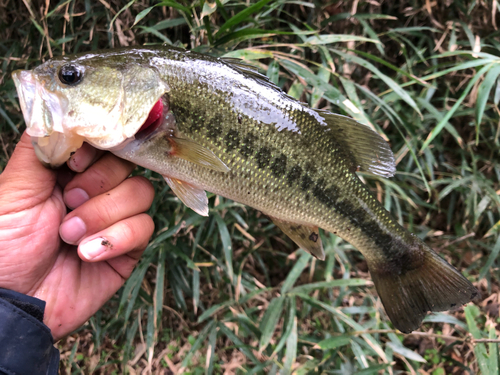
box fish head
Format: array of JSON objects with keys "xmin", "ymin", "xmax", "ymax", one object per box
[{"xmin": 12, "ymin": 53, "xmax": 169, "ymax": 167}]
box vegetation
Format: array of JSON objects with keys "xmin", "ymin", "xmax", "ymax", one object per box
[{"xmin": 1, "ymin": 0, "xmax": 500, "ymax": 373}]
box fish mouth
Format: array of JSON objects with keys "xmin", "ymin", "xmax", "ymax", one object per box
[{"xmin": 12, "ymin": 69, "xmax": 67, "ymax": 137}]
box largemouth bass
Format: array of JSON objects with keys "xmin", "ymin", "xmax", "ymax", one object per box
[{"xmin": 12, "ymin": 45, "xmax": 477, "ymax": 333}]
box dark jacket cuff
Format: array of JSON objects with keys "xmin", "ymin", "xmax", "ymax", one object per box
[{"xmin": 0, "ymin": 288, "xmax": 59, "ymax": 375}]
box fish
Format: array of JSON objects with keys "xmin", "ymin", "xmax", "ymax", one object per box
[{"xmin": 12, "ymin": 45, "xmax": 478, "ymax": 333}]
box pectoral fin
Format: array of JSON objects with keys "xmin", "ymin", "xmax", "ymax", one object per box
[
  {"xmin": 164, "ymin": 176, "xmax": 209, "ymax": 216},
  {"xmin": 172, "ymin": 137, "xmax": 230, "ymax": 172},
  {"xmin": 271, "ymin": 217, "xmax": 325, "ymax": 260}
]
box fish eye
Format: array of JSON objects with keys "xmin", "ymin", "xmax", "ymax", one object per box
[{"xmin": 58, "ymin": 64, "xmax": 83, "ymax": 86}]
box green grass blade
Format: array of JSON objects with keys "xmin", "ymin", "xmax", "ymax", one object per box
[
  {"xmin": 280, "ymin": 250, "xmax": 311, "ymax": 293},
  {"xmin": 464, "ymin": 304, "xmax": 490, "ymax": 375},
  {"xmin": 280, "ymin": 317, "xmax": 297, "ymax": 375},
  {"xmin": 214, "ymin": 213, "xmax": 234, "ymax": 281},
  {"xmin": 216, "ymin": 0, "xmax": 273, "ymax": 36},
  {"xmin": 476, "ymin": 63, "xmax": 500, "ymax": 126},
  {"xmin": 421, "ymin": 63, "xmax": 492, "ymax": 151},
  {"xmin": 259, "ymin": 295, "xmax": 285, "ymax": 352}
]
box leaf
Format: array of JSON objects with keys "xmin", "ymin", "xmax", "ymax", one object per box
[
  {"xmin": 259, "ymin": 295, "xmax": 286, "ymax": 352},
  {"xmin": 465, "ymin": 305, "xmax": 490, "ymax": 374},
  {"xmin": 298, "ymin": 294, "xmax": 387, "ymax": 362},
  {"xmin": 198, "ymin": 300, "xmax": 233, "ymax": 323},
  {"xmin": 331, "ymin": 49, "xmax": 422, "ymax": 116},
  {"xmin": 476, "ymin": 63, "xmax": 500, "ymax": 126},
  {"xmin": 133, "ymin": 6, "xmax": 156, "ymax": 26},
  {"xmin": 180, "ymin": 320, "xmax": 217, "ymax": 368},
  {"xmin": 271, "ymin": 297, "xmax": 297, "ymax": 357},
  {"xmin": 386, "ymin": 342, "xmax": 426, "ymax": 363},
  {"xmin": 281, "ymin": 251, "xmax": 311, "ymax": 293},
  {"xmin": 216, "ymin": 0, "xmax": 273, "ymax": 36},
  {"xmin": 421, "ymin": 63, "xmax": 493, "ymax": 151},
  {"xmin": 219, "ymin": 323, "xmax": 260, "ymax": 364},
  {"xmin": 280, "ymin": 317, "xmax": 297, "ymax": 375},
  {"xmin": 289, "ymin": 278, "xmax": 370, "ymax": 294},
  {"xmin": 201, "ymin": 0, "xmax": 217, "ymax": 19},
  {"xmin": 317, "ymin": 335, "xmax": 351, "ymax": 350},
  {"xmin": 206, "ymin": 323, "xmax": 218, "ymax": 375},
  {"xmin": 304, "ymin": 34, "xmax": 379, "ymax": 45},
  {"xmin": 0, "ymin": 106, "xmax": 19, "ymax": 134},
  {"xmin": 479, "ymin": 235, "xmax": 500, "ymax": 280},
  {"xmin": 215, "ymin": 213, "xmax": 234, "ymax": 281}
]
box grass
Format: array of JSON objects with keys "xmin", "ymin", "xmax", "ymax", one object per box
[{"xmin": 1, "ymin": 0, "xmax": 500, "ymax": 373}]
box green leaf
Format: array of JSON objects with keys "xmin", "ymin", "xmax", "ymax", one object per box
[
  {"xmin": 421, "ymin": 63, "xmax": 492, "ymax": 151},
  {"xmin": 271, "ymin": 297, "xmax": 296, "ymax": 357},
  {"xmin": 201, "ymin": 0, "xmax": 217, "ymax": 19},
  {"xmin": 489, "ymin": 327, "xmax": 499, "ymax": 374},
  {"xmin": 133, "ymin": 6, "xmax": 156, "ymax": 26},
  {"xmin": 386, "ymin": 342, "xmax": 426, "ymax": 363},
  {"xmin": 180, "ymin": 320, "xmax": 217, "ymax": 368},
  {"xmin": 198, "ymin": 300, "xmax": 233, "ymax": 323},
  {"xmin": 317, "ymin": 335, "xmax": 351, "ymax": 350},
  {"xmin": 331, "ymin": 49, "xmax": 422, "ymax": 116},
  {"xmin": 215, "ymin": 213, "xmax": 234, "ymax": 281},
  {"xmin": 219, "ymin": 323, "xmax": 260, "ymax": 364},
  {"xmin": 289, "ymin": 278, "xmax": 370, "ymax": 294},
  {"xmin": 280, "ymin": 251, "xmax": 311, "ymax": 293},
  {"xmin": 216, "ymin": 0, "xmax": 273, "ymax": 36},
  {"xmin": 465, "ymin": 304, "xmax": 490, "ymax": 375},
  {"xmin": 304, "ymin": 34, "xmax": 379, "ymax": 45},
  {"xmin": 259, "ymin": 295, "xmax": 286, "ymax": 351},
  {"xmin": 479, "ymin": 235, "xmax": 500, "ymax": 279},
  {"xmin": 206, "ymin": 323, "xmax": 218, "ymax": 375},
  {"xmin": 476, "ymin": 63, "xmax": 500, "ymax": 126},
  {"xmin": 280, "ymin": 317, "xmax": 297, "ymax": 375}
]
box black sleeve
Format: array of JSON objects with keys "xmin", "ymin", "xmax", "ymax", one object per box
[{"xmin": 0, "ymin": 288, "xmax": 59, "ymax": 375}]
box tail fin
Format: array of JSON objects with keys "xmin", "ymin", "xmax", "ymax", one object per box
[{"xmin": 368, "ymin": 242, "xmax": 478, "ymax": 333}]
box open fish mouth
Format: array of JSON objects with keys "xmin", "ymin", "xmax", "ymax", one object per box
[
  {"xmin": 13, "ymin": 68, "xmax": 168, "ymax": 168},
  {"xmin": 12, "ymin": 69, "xmax": 67, "ymax": 138}
]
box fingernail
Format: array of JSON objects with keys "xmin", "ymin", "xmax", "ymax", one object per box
[
  {"xmin": 65, "ymin": 188, "xmax": 89, "ymax": 209},
  {"xmin": 59, "ymin": 216, "xmax": 86, "ymax": 244},
  {"xmin": 80, "ymin": 237, "xmax": 110, "ymax": 260}
]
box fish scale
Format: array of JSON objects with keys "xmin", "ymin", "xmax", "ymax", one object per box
[{"xmin": 12, "ymin": 45, "xmax": 478, "ymax": 333}]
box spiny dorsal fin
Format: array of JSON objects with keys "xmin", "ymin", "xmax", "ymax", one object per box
[
  {"xmin": 270, "ymin": 217, "xmax": 325, "ymax": 260},
  {"xmin": 164, "ymin": 176, "xmax": 209, "ymax": 216},
  {"xmin": 221, "ymin": 58, "xmax": 285, "ymax": 95},
  {"xmin": 316, "ymin": 111, "xmax": 396, "ymax": 178}
]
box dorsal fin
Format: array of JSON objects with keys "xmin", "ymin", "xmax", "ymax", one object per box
[
  {"xmin": 221, "ymin": 58, "xmax": 287, "ymax": 96},
  {"xmin": 317, "ymin": 111, "xmax": 396, "ymax": 178}
]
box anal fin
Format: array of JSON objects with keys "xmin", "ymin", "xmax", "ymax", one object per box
[
  {"xmin": 270, "ymin": 217, "xmax": 325, "ymax": 260},
  {"xmin": 164, "ymin": 176, "xmax": 209, "ymax": 216}
]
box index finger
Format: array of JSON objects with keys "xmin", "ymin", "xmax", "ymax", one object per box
[{"xmin": 63, "ymin": 153, "xmax": 136, "ymax": 209}]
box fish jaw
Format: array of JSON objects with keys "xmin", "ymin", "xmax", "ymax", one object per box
[{"xmin": 12, "ymin": 69, "xmax": 67, "ymax": 137}]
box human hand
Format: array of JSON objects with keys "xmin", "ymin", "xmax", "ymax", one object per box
[{"xmin": 0, "ymin": 132, "xmax": 154, "ymax": 340}]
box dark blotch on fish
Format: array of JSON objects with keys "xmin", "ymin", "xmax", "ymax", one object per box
[
  {"xmin": 256, "ymin": 147, "xmax": 272, "ymax": 169},
  {"xmin": 240, "ymin": 134, "xmax": 255, "ymax": 159},
  {"xmin": 287, "ymin": 165, "xmax": 302, "ymax": 187},
  {"xmin": 271, "ymin": 154, "xmax": 287, "ymax": 178},
  {"xmin": 225, "ymin": 129, "xmax": 240, "ymax": 151}
]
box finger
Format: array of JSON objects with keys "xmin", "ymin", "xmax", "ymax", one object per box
[
  {"xmin": 0, "ymin": 132, "xmax": 57, "ymax": 213},
  {"xmin": 59, "ymin": 176, "xmax": 154, "ymax": 245},
  {"xmin": 63, "ymin": 153, "xmax": 136, "ymax": 209},
  {"xmin": 67, "ymin": 142, "xmax": 105, "ymax": 173},
  {"xmin": 78, "ymin": 213, "xmax": 154, "ymax": 263}
]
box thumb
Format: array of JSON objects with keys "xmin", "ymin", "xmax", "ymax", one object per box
[{"xmin": 0, "ymin": 131, "xmax": 57, "ymax": 213}]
